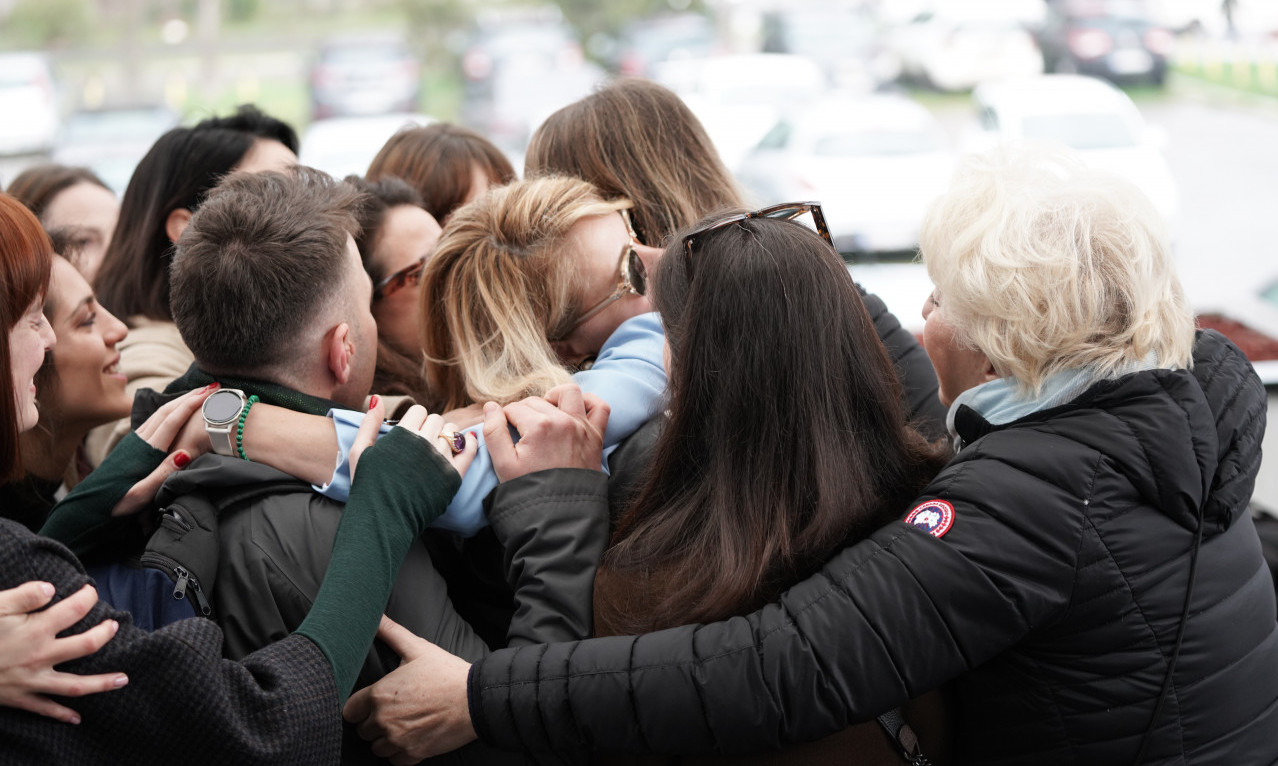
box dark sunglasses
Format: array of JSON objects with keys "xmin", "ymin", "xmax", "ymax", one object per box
[
  {"xmin": 551, "ymin": 209, "xmax": 647, "ymax": 341},
  {"xmin": 373, "ymin": 256, "xmax": 427, "ymax": 302},
  {"xmin": 681, "ymin": 202, "xmax": 833, "ymax": 275}
]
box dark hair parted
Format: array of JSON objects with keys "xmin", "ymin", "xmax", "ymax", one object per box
[
  {"xmin": 525, "ymin": 78, "xmax": 745, "ymax": 247},
  {"xmin": 344, "ymin": 174, "xmax": 425, "ymax": 283},
  {"xmin": 6, "ymin": 164, "xmax": 111, "ymax": 220},
  {"xmin": 170, "ymin": 167, "xmax": 365, "ymax": 377},
  {"xmin": 93, "ymin": 105, "xmax": 297, "ymax": 324},
  {"xmin": 595, "ymin": 212, "xmax": 950, "ymax": 635},
  {"xmin": 366, "ymin": 122, "xmax": 515, "ymax": 223},
  {"xmin": 0, "ymin": 194, "xmax": 53, "ymax": 479}
]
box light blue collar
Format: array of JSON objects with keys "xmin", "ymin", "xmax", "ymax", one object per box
[{"xmin": 946, "ymin": 354, "xmax": 1161, "ymax": 437}]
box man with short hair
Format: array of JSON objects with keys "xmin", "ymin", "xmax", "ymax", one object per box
[{"xmin": 146, "ymin": 168, "xmax": 491, "ymax": 759}]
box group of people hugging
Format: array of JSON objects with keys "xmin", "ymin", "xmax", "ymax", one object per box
[{"xmin": 0, "ymin": 78, "xmax": 1274, "ymax": 766}]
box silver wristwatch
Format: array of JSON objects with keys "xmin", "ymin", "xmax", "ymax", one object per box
[{"xmin": 202, "ymin": 388, "xmax": 248, "ymax": 457}]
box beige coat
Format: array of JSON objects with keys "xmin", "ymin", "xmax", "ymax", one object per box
[{"xmin": 84, "ymin": 317, "xmax": 193, "ymax": 466}]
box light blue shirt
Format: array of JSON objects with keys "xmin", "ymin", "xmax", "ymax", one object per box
[{"xmin": 315, "ymin": 312, "xmax": 667, "ymax": 536}]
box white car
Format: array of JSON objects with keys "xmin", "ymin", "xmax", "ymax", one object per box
[
  {"xmin": 968, "ymin": 75, "xmax": 1179, "ymax": 224},
  {"xmin": 298, "ymin": 113, "xmax": 435, "ymax": 180},
  {"xmin": 737, "ymin": 94, "xmax": 954, "ymax": 255},
  {"xmin": 654, "ymin": 54, "xmax": 827, "ymax": 172},
  {"xmin": 889, "ymin": 0, "xmax": 1046, "ymax": 91},
  {"xmin": 0, "ymin": 53, "xmax": 59, "ymax": 156}
]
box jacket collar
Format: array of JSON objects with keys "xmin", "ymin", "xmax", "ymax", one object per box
[{"xmin": 164, "ymin": 363, "xmax": 344, "ymax": 417}]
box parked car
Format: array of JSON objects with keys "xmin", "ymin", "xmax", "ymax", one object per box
[
  {"xmin": 608, "ymin": 13, "xmax": 720, "ymax": 78},
  {"xmin": 53, "ymin": 105, "xmax": 181, "ymax": 194},
  {"xmin": 968, "ymin": 75, "xmax": 1179, "ymax": 223},
  {"xmin": 460, "ymin": 11, "xmax": 602, "ymax": 152},
  {"xmin": 737, "ymin": 93, "xmax": 954, "ymax": 255},
  {"xmin": 761, "ymin": 2, "xmax": 900, "ymax": 90},
  {"xmin": 654, "ymin": 53, "xmax": 827, "ymax": 172},
  {"xmin": 1037, "ymin": 1, "xmax": 1174, "ymax": 86},
  {"xmin": 310, "ymin": 34, "xmax": 421, "ymax": 120},
  {"xmin": 0, "ymin": 52, "xmax": 59, "ymax": 156},
  {"xmin": 298, "ymin": 113, "xmax": 434, "ymax": 180},
  {"xmin": 888, "ymin": 0, "xmax": 1047, "ymax": 91}
]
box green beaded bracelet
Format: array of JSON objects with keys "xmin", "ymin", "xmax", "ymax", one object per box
[{"xmin": 236, "ymin": 394, "xmax": 259, "ymax": 461}]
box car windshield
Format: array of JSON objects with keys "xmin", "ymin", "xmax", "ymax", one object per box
[
  {"xmin": 815, "ymin": 129, "xmax": 939, "ymax": 157},
  {"xmin": 1020, "ymin": 113, "xmax": 1139, "ymax": 149}
]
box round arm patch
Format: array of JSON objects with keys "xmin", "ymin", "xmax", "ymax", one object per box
[{"xmin": 903, "ymin": 499, "xmax": 955, "ymax": 539}]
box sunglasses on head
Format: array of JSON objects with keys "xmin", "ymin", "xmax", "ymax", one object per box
[
  {"xmin": 372, "ymin": 256, "xmax": 427, "ymax": 302},
  {"xmin": 681, "ymin": 202, "xmax": 833, "ymax": 276},
  {"xmin": 550, "ymin": 209, "xmax": 647, "ymax": 342}
]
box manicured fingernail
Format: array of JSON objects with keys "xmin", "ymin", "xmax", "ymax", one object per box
[
  {"xmin": 39, "ymin": 582, "xmax": 55, "ymax": 597},
  {"xmin": 369, "ymin": 395, "xmax": 379, "ymax": 409},
  {"xmin": 467, "ymin": 431, "xmax": 478, "ymax": 442},
  {"xmin": 173, "ymin": 451, "xmax": 191, "ymax": 468},
  {"xmin": 206, "ymin": 382, "xmax": 220, "ymax": 391},
  {"xmin": 67, "ymin": 713, "xmax": 81, "ymax": 725},
  {"xmin": 113, "ymin": 674, "xmax": 129, "ymax": 688},
  {"xmin": 108, "ymin": 620, "xmax": 119, "ymax": 634}
]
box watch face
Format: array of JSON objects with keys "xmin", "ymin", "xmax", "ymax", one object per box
[{"xmin": 203, "ymin": 390, "xmax": 245, "ymax": 424}]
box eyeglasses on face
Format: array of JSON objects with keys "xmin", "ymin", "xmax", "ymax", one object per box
[
  {"xmin": 372, "ymin": 256, "xmax": 427, "ymax": 302},
  {"xmin": 550, "ymin": 209, "xmax": 647, "ymax": 342},
  {"xmin": 680, "ymin": 202, "xmax": 833, "ymax": 276}
]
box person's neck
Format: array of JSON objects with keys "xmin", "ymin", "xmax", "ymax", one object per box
[{"xmin": 19, "ymin": 421, "xmax": 86, "ymax": 484}]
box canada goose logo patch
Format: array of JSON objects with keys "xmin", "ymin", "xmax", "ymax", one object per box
[{"xmin": 904, "ymin": 500, "xmax": 955, "ymax": 539}]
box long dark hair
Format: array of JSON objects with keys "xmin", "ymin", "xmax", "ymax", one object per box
[
  {"xmin": 94, "ymin": 106, "xmax": 296, "ymax": 323},
  {"xmin": 0, "ymin": 194, "xmax": 53, "ymax": 479},
  {"xmin": 597, "ymin": 212, "xmax": 949, "ymax": 633}
]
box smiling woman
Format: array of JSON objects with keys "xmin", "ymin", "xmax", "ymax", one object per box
[{"xmin": 0, "ymin": 252, "xmax": 131, "ymax": 531}]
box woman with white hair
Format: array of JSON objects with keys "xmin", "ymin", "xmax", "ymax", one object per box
[{"xmin": 346, "ymin": 145, "xmax": 1278, "ymax": 765}]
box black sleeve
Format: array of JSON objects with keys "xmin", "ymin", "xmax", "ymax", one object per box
[
  {"xmin": 859, "ymin": 289, "xmax": 948, "ymax": 441},
  {"xmin": 469, "ymin": 454, "xmax": 1084, "ymax": 757}
]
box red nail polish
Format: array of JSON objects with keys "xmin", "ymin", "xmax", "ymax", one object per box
[
  {"xmin": 369, "ymin": 395, "xmax": 380, "ymax": 409},
  {"xmin": 467, "ymin": 431, "xmax": 478, "ymax": 442},
  {"xmin": 207, "ymin": 381, "xmax": 220, "ymax": 391},
  {"xmin": 174, "ymin": 452, "xmax": 191, "ymax": 468}
]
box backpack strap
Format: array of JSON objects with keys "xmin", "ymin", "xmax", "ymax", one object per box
[{"xmin": 876, "ymin": 707, "xmax": 932, "ymax": 766}]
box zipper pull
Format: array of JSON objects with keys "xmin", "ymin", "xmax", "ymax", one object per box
[
  {"xmin": 172, "ymin": 566, "xmax": 189, "ymax": 600},
  {"xmin": 189, "ymin": 578, "xmax": 212, "ymax": 617}
]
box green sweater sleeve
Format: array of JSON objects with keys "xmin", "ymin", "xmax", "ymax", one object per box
[
  {"xmin": 39, "ymin": 433, "xmax": 166, "ymax": 559},
  {"xmin": 295, "ymin": 427, "xmax": 461, "ymax": 701}
]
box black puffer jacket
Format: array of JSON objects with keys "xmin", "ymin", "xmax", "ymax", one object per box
[{"xmin": 469, "ymin": 330, "xmax": 1278, "ymax": 765}]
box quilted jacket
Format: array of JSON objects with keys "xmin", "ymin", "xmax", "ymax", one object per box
[{"xmin": 469, "ymin": 330, "xmax": 1278, "ymax": 765}]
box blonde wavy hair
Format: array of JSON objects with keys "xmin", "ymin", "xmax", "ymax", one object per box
[
  {"xmin": 419, "ymin": 175, "xmax": 629, "ymax": 409},
  {"xmin": 919, "ymin": 143, "xmax": 1193, "ymax": 395}
]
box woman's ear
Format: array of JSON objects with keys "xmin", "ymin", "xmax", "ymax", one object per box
[{"xmin": 165, "ymin": 208, "xmax": 193, "ymax": 244}]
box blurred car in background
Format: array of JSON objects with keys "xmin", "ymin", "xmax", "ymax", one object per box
[
  {"xmin": 969, "ymin": 75, "xmax": 1179, "ymax": 223},
  {"xmin": 1037, "ymin": 0, "xmax": 1174, "ymax": 86},
  {"xmin": 309, "ymin": 34, "xmax": 421, "ymax": 120},
  {"xmin": 53, "ymin": 104, "xmax": 180, "ymax": 194},
  {"xmin": 460, "ymin": 10, "xmax": 602, "ymax": 152},
  {"xmin": 655, "ymin": 53, "xmax": 827, "ymax": 172},
  {"xmin": 760, "ymin": 2, "xmax": 900, "ymax": 90},
  {"xmin": 607, "ymin": 13, "xmax": 720, "ymax": 78},
  {"xmin": 736, "ymin": 92, "xmax": 952, "ymax": 332},
  {"xmin": 298, "ymin": 112, "xmax": 434, "ymax": 180},
  {"xmin": 0, "ymin": 52, "xmax": 60, "ymax": 156},
  {"xmin": 889, "ymin": 0, "xmax": 1047, "ymax": 91},
  {"xmin": 738, "ymin": 93, "xmax": 953, "ymax": 255}
]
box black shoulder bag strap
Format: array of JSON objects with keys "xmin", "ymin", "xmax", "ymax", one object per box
[{"xmin": 877, "ymin": 707, "xmax": 932, "ymax": 766}]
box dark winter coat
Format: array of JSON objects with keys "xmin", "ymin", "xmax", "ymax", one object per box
[{"xmin": 468, "ymin": 330, "xmax": 1278, "ymax": 765}]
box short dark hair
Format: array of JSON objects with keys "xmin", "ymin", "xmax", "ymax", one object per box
[
  {"xmin": 194, "ymin": 103, "xmax": 300, "ymax": 154},
  {"xmin": 170, "ymin": 167, "xmax": 365, "ymax": 377},
  {"xmin": 344, "ymin": 174, "xmax": 424, "ymax": 282},
  {"xmin": 94, "ymin": 106, "xmax": 298, "ymax": 324},
  {"xmin": 6, "ymin": 164, "xmax": 111, "ymax": 220}
]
